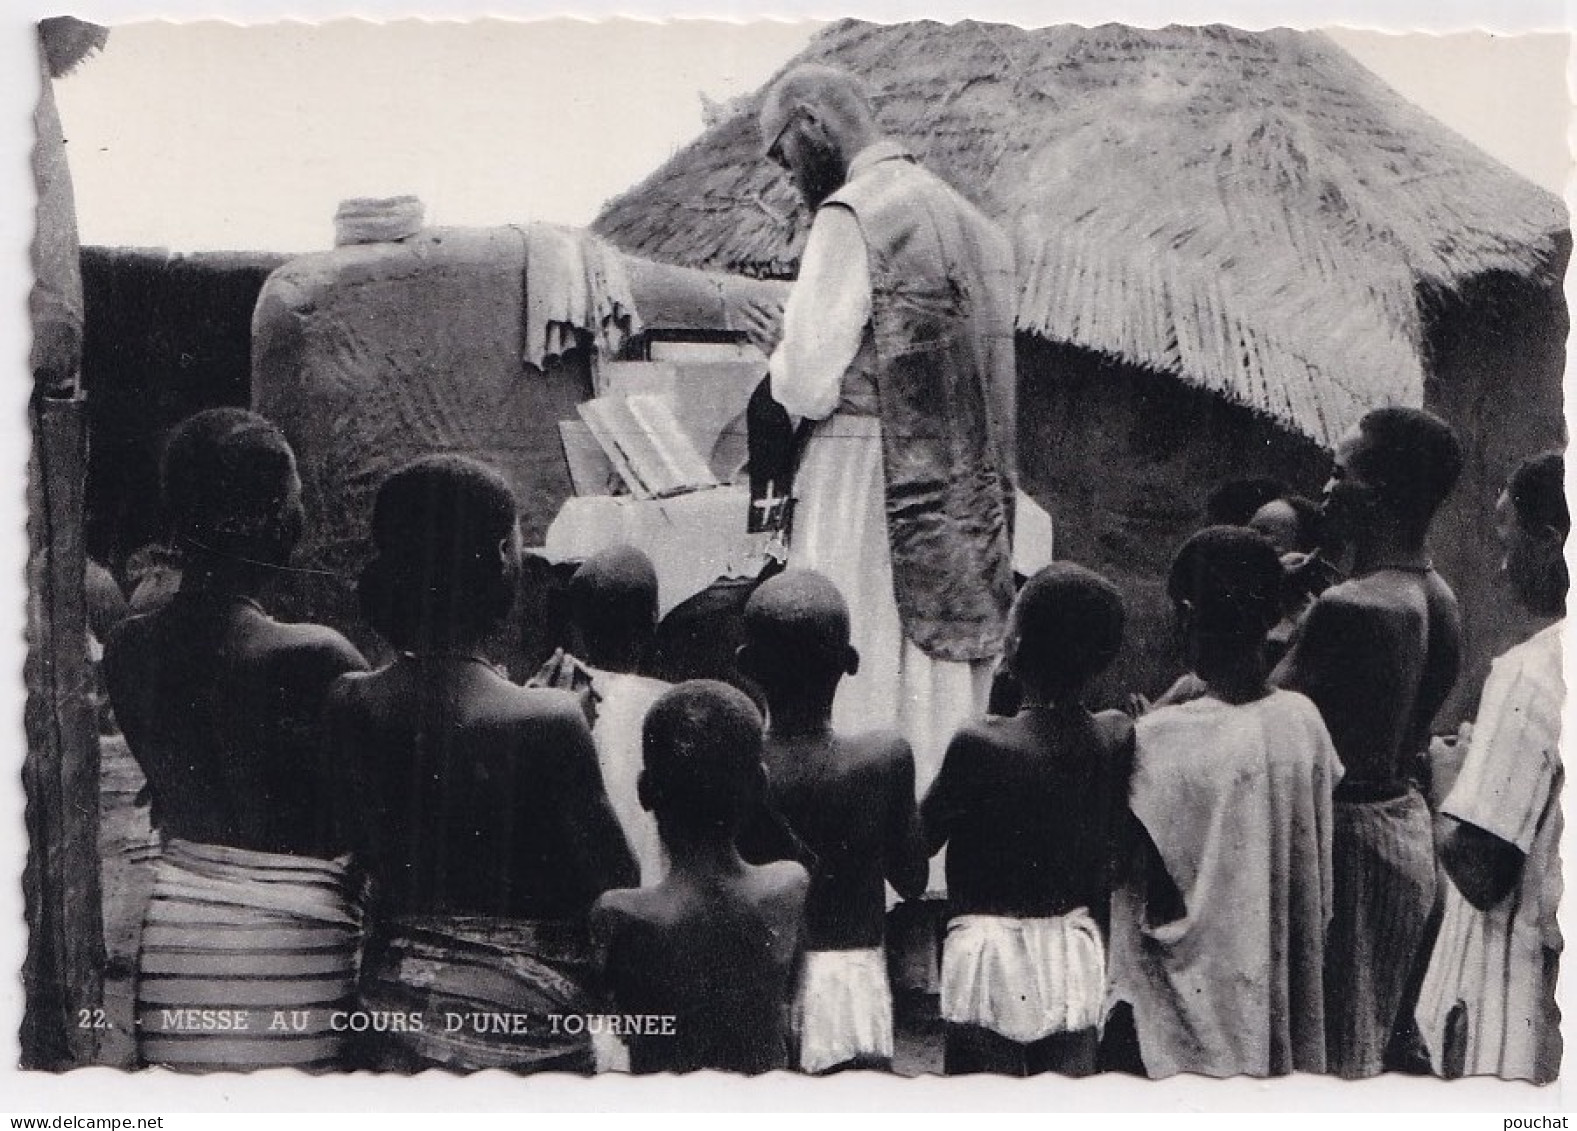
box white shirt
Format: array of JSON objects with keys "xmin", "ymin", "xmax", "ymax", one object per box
[
  {"xmin": 1445, "ymin": 619, "xmax": 1564, "ymax": 946},
  {"xmin": 768, "ymin": 144, "xmax": 910, "ymax": 421},
  {"xmin": 1417, "ymin": 618, "xmax": 1564, "ymax": 1081}
]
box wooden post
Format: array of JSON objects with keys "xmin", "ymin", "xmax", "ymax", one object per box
[
  {"xmin": 24, "ymin": 24, "xmax": 108, "ymax": 1070},
  {"xmin": 21, "ymin": 391, "xmax": 104, "ymax": 1069}
]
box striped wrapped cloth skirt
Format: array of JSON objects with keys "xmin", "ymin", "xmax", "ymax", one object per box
[
  {"xmin": 135, "ymin": 838, "xmax": 360, "ymax": 1072},
  {"xmin": 1325, "ymin": 787, "xmax": 1438, "ymax": 1079},
  {"xmin": 356, "ymin": 915, "xmax": 600, "ymax": 1074}
]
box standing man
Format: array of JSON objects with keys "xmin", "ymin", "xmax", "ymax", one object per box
[
  {"xmin": 1272, "ymin": 405, "xmax": 1465, "ymax": 1079},
  {"xmin": 1415, "ymin": 451, "xmax": 1566, "ymax": 1083},
  {"xmin": 756, "ymin": 64, "xmax": 1019, "ymax": 797}
]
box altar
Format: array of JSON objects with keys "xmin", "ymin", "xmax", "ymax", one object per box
[{"xmin": 544, "ymin": 485, "xmax": 771, "ymax": 618}]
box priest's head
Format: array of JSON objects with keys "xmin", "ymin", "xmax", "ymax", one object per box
[{"xmin": 760, "ymin": 65, "xmax": 881, "ymax": 210}]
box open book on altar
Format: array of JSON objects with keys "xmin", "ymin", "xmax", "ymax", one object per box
[
  {"xmin": 560, "ymin": 351, "xmax": 765, "ymax": 500},
  {"xmin": 574, "ymin": 391, "xmax": 721, "ymax": 500}
]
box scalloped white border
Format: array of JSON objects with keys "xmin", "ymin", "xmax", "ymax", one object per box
[{"xmin": 2, "ymin": 0, "xmax": 1572, "ymax": 1116}]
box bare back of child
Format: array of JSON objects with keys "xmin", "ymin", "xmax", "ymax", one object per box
[
  {"xmin": 740, "ymin": 571, "xmax": 926, "ymax": 950},
  {"xmin": 923, "ymin": 563, "xmax": 1133, "ymax": 1076},
  {"xmin": 330, "ymin": 456, "xmax": 635, "ymax": 1075},
  {"xmin": 759, "ymin": 729, "xmax": 921, "ymax": 950},
  {"xmin": 594, "ymin": 854, "xmax": 808, "ymax": 1074},
  {"xmin": 737, "ymin": 570, "xmax": 926, "ymax": 1073},
  {"xmin": 102, "ymin": 409, "xmax": 369, "ymax": 1073},
  {"xmin": 592, "ymin": 681, "xmax": 809, "ymax": 1075}
]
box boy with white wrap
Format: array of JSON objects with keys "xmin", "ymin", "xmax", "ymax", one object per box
[
  {"xmin": 738, "ymin": 569, "xmax": 927, "ymax": 1073},
  {"xmin": 922, "ymin": 563, "xmax": 1133, "ymax": 1075}
]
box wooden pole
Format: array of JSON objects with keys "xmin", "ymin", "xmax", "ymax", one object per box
[
  {"xmin": 22, "ymin": 391, "xmax": 104, "ymax": 1069},
  {"xmin": 23, "ymin": 28, "xmax": 107, "ymax": 1069}
]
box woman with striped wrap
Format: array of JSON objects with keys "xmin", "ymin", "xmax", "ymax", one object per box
[
  {"xmin": 104, "ymin": 409, "xmax": 370, "ymax": 1072},
  {"xmin": 327, "ymin": 455, "xmax": 637, "ymax": 1073}
]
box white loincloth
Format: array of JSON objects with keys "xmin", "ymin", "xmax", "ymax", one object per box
[
  {"xmin": 792, "ymin": 947, "xmax": 894, "ymax": 1074},
  {"xmin": 940, "ymin": 910, "xmax": 1105, "ymax": 1043}
]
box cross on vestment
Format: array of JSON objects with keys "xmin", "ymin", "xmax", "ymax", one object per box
[{"xmin": 747, "ymin": 480, "xmax": 794, "ymax": 535}]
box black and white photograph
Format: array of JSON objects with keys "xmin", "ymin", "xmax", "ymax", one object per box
[{"xmin": 7, "ymin": 0, "xmax": 1573, "ymax": 1113}]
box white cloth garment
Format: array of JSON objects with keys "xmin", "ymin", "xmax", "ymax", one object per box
[
  {"xmin": 587, "ymin": 668, "xmax": 671, "ymax": 887},
  {"xmin": 940, "ymin": 910, "xmax": 1106, "ymax": 1043},
  {"xmin": 770, "ymin": 203, "xmax": 870, "ymax": 420},
  {"xmin": 1108, "ymin": 690, "xmax": 1342, "ymax": 1079},
  {"xmin": 792, "ymin": 947, "xmax": 894, "ymax": 1074},
  {"xmin": 1416, "ymin": 620, "xmax": 1564, "ymax": 1082},
  {"xmin": 521, "ymin": 222, "xmax": 643, "ymax": 373}
]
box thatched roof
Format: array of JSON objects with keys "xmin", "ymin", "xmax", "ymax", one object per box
[{"xmin": 593, "ymin": 21, "xmax": 1568, "ymax": 446}]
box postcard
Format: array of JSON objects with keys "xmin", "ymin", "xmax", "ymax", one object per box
[{"xmin": 6, "ymin": 0, "xmax": 1572, "ymax": 1115}]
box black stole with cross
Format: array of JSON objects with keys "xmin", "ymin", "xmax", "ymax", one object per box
[{"xmin": 745, "ymin": 375, "xmax": 807, "ymax": 537}]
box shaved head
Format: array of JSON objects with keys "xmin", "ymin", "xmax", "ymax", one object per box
[
  {"xmin": 642, "ymin": 680, "xmax": 765, "ymax": 835},
  {"xmin": 739, "ymin": 568, "xmax": 859, "ymax": 701},
  {"xmin": 744, "ymin": 569, "xmax": 851, "ymax": 663},
  {"xmin": 571, "ymin": 544, "xmax": 658, "ymax": 620},
  {"xmin": 1008, "ymin": 562, "xmax": 1126, "ymax": 700},
  {"xmin": 569, "ymin": 543, "xmax": 659, "ymax": 670}
]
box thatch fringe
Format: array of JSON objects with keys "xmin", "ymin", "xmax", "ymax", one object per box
[
  {"xmin": 594, "ymin": 21, "xmax": 1566, "ymax": 446},
  {"xmin": 1017, "ymin": 225, "xmax": 1424, "ymax": 443}
]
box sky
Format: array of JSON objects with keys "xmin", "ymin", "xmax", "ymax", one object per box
[
  {"xmin": 1326, "ymin": 28, "xmax": 1570, "ymax": 195},
  {"xmin": 53, "ymin": 20, "xmax": 823, "ymax": 251},
  {"xmin": 46, "ymin": 19, "xmax": 1573, "ymax": 254}
]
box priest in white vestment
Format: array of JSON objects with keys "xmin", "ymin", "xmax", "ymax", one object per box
[{"xmin": 758, "ymin": 66, "xmax": 1020, "ymax": 809}]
